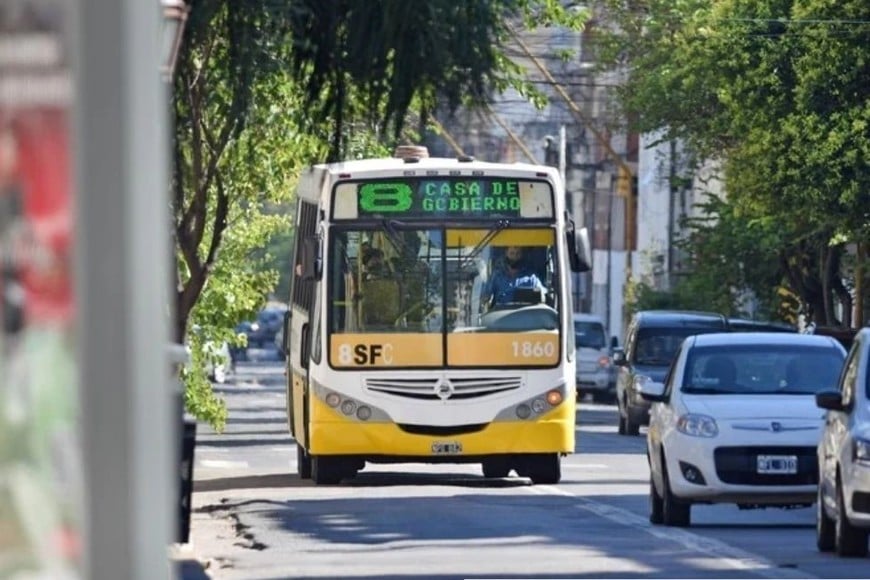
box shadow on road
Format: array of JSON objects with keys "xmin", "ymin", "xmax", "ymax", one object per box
[{"xmin": 195, "ymin": 473, "xmax": 304, "ymax": 493}]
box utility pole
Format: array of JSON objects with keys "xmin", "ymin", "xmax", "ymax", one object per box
[
  {"xmin": 508, "ymin": 25, "xmax": 635, "ymax": 272},
  {"xmin": 483, "ymin": 104, "xmax": 539, "ymax": 163},
  {"xmin": 75, "ymin": 0, "xmax": 173, "ymax": 577},
  {"xmin": 857, "ymin": 241, "xmax": 865, "ymax": 327}
]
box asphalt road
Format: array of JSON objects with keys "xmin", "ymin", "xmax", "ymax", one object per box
[{"xmin": 188, "ymin": 360, "xmax": 868, "ymax": 579}]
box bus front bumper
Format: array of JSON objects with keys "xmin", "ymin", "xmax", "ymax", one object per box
[{"xmin": 308, "ymin": 398, "xmax": 575, "ymax": 457}]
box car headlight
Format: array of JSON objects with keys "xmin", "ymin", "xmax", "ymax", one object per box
[
  {"xmin": 676, "ymin": 414, "xmax": 718, "ymax": 438},
  {"xmin": 854, "ymin": 438, "xmax": 870, "ymax": 464}
]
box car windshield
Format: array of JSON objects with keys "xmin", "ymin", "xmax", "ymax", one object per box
[
  {"xmin": 681, "ymin": 344, "xmax": 845, "ymax": 395},
  {"xmin": 575, "ymin": 321, "xmax": 605, "ymax": 349},
  {"xmin": 634, "ymin": 327, "xmax": 723, "ymax": 366}
]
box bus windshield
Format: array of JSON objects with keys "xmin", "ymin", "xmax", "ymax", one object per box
[{"xmin": 327, "ymin": 225, "xmax": 561, "ymax": 368}]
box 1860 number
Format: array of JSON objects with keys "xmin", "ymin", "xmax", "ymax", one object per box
[{"xmin": 511, "ymin": 341, "xmax": 556, "ymax": 358}]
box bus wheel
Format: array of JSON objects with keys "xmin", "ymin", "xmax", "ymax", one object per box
[
  {"xmin": 482, "ymin": 457, "xmax": 510, "ymax": 478},
  {"xmin": 528, "ymin": 454, "xmax": 561, "ymax": 485},
  {"xmin": 296, "ymin": 444, "xmax": 311, "ymax": 479},
  {"xmin": 311, "ymin": 456, "xmax": 345, "ymax": 485}
]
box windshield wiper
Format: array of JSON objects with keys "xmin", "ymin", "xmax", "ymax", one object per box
[
  {"xmin": 682, "ymin": 387, "xmax": 742, "ymax": 394},
  {"xmin": 460, "ymin": 219, "xmax": 510, "ymax": 268},
  {"xmin": 381, "ymin": 219, "xmax": 409, "ymax": 256},
  {"xmin": 636, "ymin": 358, "xmax": 671, "ymax": 366}
]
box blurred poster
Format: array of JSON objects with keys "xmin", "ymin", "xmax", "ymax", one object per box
[{"xmin": 0, "ymin": 1, "xmax": 81, "ymax": 578}]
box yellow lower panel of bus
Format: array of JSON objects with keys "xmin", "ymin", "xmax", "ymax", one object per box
[
  {"xmin": 447, "ymin": 333, "xmax": 559, "ymax": 366},
  {"xmin": 308, "ymin": 396, "xmax": 575, "ymax": 456}
]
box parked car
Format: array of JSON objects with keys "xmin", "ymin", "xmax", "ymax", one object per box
[
  {"xmin": 815, "ymin": 327, "xmax": 870, "ymax": 557},
  {"xmin": 573, "ymin": 313, "xmax": 614, "ymax": 402},
  {"xmin": 639, "ymin": 332, "xmax": 846, "ymax": 527},
  {"xmin": 185, "ymin": 333, "xmax": 233, "ymax": 384},
  {"xmin": 204, "ymin": 339, "xmax": 233, "ymax": 384},
  {"xmin": 246, "ymin": 307, "xmax": 285, "ymax": 348},
  {"xmin": 232, "ymin": 306, "xmax": 288, "ymax": 360},
  {"xmin": 613, "ymin": 310, "xmax": 729, "ymax": 435}
]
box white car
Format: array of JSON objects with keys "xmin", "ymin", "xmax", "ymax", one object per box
[
  {"xmin": 573, "ymin": 313, "xmax": 614, "ymax": 402},
  {"xmin": 639, "ymin": 332, "xmax": 846, "ymax": 527},
  {"xmin": 815, "ymin": 327, "xmax": 870, "ymax": 557}
]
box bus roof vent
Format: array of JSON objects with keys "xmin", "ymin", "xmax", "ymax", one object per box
[
  {"xmin": 393, "ymin": 145, "xmax": 429, "ymax": 163},
  {"xmin": 458, "ymin": 155, "xmax": 475, "ymax": 162}
]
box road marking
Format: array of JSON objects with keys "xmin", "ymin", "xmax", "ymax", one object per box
[
  {"xmin": 530, "ymin": 485, "xmax": 816, "ymax": 579},
  {"xmin": 198, "ymin": 459, "xmax": 250, "ymax": 469},
  {"xmin": 562, "ymin": 463, "xmax": 608, "ymax": 469}
]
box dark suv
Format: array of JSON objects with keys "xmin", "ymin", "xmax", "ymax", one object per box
[{"xmin": 613, "ymin": 310, "xmax": 728, "ymax": 435}]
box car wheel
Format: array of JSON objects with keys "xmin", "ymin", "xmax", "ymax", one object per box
[
  {"xmin": 649, "ymin": 477, "xmax": 664, "ymax": 524},
  {"xmin": 661, "ymin": 457, "xmax": 691, "ymax": 527},
  {"xmin": 296, "ymin": 443, "xmax": 311, "ymax": 479},
  {"xmin": 817, "ymin": 483, "xmax": 836, "ymax": 552},
  {"xmin": 617, "ymin": 398, "xmax": 628, "ymax": 435},
  {"xmin": 836, "ymin": 476, "xmax": 869, "ymax": 557},
  {"xmin": 212, "ymin": 365, "xmax": 227, "ymax": 384},
  {"xmin": 591, "ymin": 391, "xmax": 612, "ymax": 404},
  {"xmin": 625, "ymin": 412, "xmax": 640, "ymax": 436},
  {"xmin": 482, "ymin": 456, "xmax": 510, "ymax": 479}
]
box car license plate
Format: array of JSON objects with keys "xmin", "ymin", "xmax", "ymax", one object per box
[
  {"xmin": 756, "ymin": 455, "xmax": 798, "ymax": 474},
  {"xmin": 431, "ymin": 441, "xmax": 462, "ymax": 455}
]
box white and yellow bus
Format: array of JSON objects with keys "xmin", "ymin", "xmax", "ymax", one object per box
[{"xmin": 282, "ymin": 146, "xmax": 590, "ymax": 484}]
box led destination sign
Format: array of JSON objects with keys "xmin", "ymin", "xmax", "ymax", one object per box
[{"xmin": 357, "ymin": 179, "xmax": 523, "ymax": 218}]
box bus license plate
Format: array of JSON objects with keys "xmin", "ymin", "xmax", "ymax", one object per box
[
  {"xmin": 756, "ymin": 455, "xmax": 798, "ymax": 474},
  {"xmin": 431, "ymin": 441, "xmax": 462, "ymax": 455}
]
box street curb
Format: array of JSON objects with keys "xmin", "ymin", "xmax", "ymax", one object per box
[{"xmin": 169, "ymin": 543, "xmax": 211, "ymax": 579}]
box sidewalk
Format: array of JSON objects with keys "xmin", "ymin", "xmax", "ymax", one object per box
[{"xmin": 170, "ymin": 543, "xmax": 211, "ymax": 579}]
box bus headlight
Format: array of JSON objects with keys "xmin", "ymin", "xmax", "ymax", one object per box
[
  {"xmin": 516, "ymin": 404, "xmax": 532, "ymax": 419},
  {"xmin": 531, "ymin": 399, "xmax": 546, "ymax": 414},
  {"xmin": 356, "ymin": 406, "xmax": 372, "ymax": 421},
  {"xmin": 325, "ymin": 393, "xmax": 341, "ymax": 407},
  {"xmin": 340, "ymin": 400, "xmax": 357, "ymax": 415},
  {"xmin": 546, "ymin": 389, "xmax": 563, "ymax": 406}
]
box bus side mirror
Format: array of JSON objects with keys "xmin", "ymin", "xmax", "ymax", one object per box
[
  {"xmin": 301, "ymin": 236, "xmax": 322, "ymax": 280},
  {"xmin": 568, "ymin": 224, "xmax": 591, "ymax": 273}
]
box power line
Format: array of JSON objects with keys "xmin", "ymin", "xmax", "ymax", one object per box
[{"xmin": 720, "ymin": 17, "xmax": 870, "ymax": 25}]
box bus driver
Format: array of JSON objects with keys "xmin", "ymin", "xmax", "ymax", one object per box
[{"xmin": 482, "ymin": 246, "xmax": 544, "ymax": 307}]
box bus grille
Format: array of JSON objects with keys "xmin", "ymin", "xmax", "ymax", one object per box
[{"xmin": 365, "ymin": 377, "xmax": 522, "ymax": 400}]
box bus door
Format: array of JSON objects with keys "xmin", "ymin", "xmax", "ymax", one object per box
[{"xmin": 287, "ymin": 200, "xmax": 320, "ymax": 449}]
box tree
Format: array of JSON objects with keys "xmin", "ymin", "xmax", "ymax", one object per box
[
  {"xmin": 599, "ymin": 0, "xmax": 870, "ymax": 325},
  {"xmin": 287, "ymin": 0, "xmax": 586, "ymax": 161},
  {"xmin": 172, "ymin": 0, "xmax": 587, "ymax": 426}
]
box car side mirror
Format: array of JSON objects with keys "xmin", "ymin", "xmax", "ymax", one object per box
[
  {"xmin": 636, "ymin": 376, "xmax": 666, "ymax": 402},
  {"xmin": 815, "ymin": 390, "xmax": 847, "ymax": 412},
  {"xmin": 612, "ymin": 348, "xmax": 626, "ymax": 366}
]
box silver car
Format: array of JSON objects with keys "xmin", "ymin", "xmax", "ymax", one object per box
[
  {"xmin": 816, "ymin": 327, "xmax": 870, "ymax": 557},
  {"xmin": 573, "ymin": 313, "xmax": 614, "ymax": 403}
]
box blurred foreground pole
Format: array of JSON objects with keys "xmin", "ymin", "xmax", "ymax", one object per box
[{"xmin": 73, "ymin": 0, "xmax": 173, "ymax": 578}]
